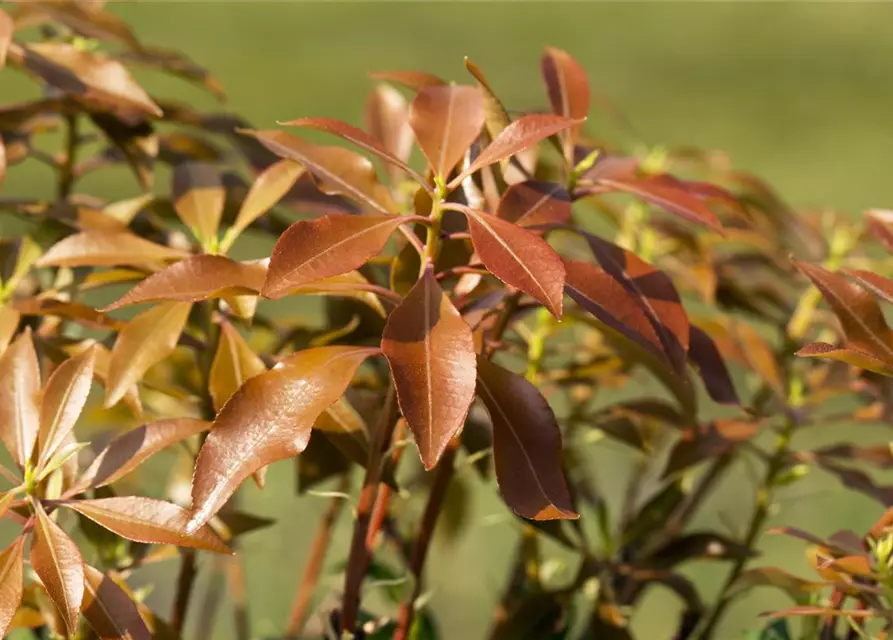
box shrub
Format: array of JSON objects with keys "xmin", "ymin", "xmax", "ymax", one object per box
[{"xmin": 2, "ymin": 3, "xmax": 893, "ymax": 640}]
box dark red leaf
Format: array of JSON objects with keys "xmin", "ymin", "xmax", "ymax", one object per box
[{"xmin": 541, "ymin": 47, "xmax": 589, "ymax": 159}]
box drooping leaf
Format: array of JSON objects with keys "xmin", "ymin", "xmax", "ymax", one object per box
[
  {"xmin": 451, "ymin": 114, "xmax": 582, "ymax": 187},
  {"xmin": 381, "ymin": 270, "xmax": 476, "ymax": 469},
  {"xmin": 497, "ymin": 181, "xmax": 572, "ymax": 228},
  {"xmin": 31, "ymin": 501, "xmax": 85, "ymax": 636},
  {"xmin": 0, "ymin": 537, "xmax": 24, "ymax": 639},
  {"xmin": 82, "ymin": 565, "xmax": 151, "ymax": 640},
  {"xmin": 369, "ymin": 70, "xmax": 446, "ymax": 91},
  {"xmin": 37, "ymin": 230, "xmax": 190, "ymax": 268},
  {"xmin": 105, "ymin": 301, "xmax": 192, "ymax": 407},
  {"xmin": 456, "ymin": 204, "xmax": 564, "ymax": 317},
  {"xmin": 63, "ymin": 497, "xmax": 229, "ymax": 554},
  {"xmin": 365, "ymin": 83, "xmax": 414, "ymax": 184},
  {"xmin": 189, "ymin": 346, "xmax": 378, "ymax": 531},
  {"xmin": 37, "ymin": 347, "xmax": 96, "ymax": 469},
  {"xmin": 171, "ymin": 162, "xmax": 225, "ymax": 243},
  {"xmin": 541, "ymin": 47, "xmax": 589, "ymax": 159},
  {"xmin": 0, "ymin": 328, "xmax": 40, "ymax": 468},
  {"xmin": 74, "ymin": 418, "xmax": 210, "ymax": 492},
  {"xmin": 102, "ymin": 256, "xmax": 265, "ymax": 310},
  {"xmin": 409, "ymin": 84, "xmax": 485, "ymax": 178},
  {"xmin": 688, "ymin": 326, "xmax": 739, "ymax": 405},
  {"xmin": 209, "ymin": 321, "xmax": 266, "ymax": 412},
  {"xmin": 238, "ymin": 129, "xmax": 394, "ymax": 214},
  {"xmin": 263, "ymin": 214, "xmax": 413, "ymax": 298},
  {"xmin": 476, "ymin": 357, "xmax": 577, "ymax": 520}
]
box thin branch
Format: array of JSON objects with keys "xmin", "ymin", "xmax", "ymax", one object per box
[
  {"xmin": 58, "ymin": 110, "xmax": 78, "ymax": 201},
  {"xmin": 171, "ymin": 549, "xmax": 198, "ymax": 635}
]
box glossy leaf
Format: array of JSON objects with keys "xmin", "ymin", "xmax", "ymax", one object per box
[
  {"xmin": 457, "ymin": 204, "xmax": 565, "ymax": 317},
  {"xmin": 37, "ymin": 347, "xmax": 96, "ymax": 469},
  {"xmin": 75, "ymin": 418, "xmax": 210, "ymax": 491},
  {"xmin": 224, "ymin": 159, "xmax": 304, "ymax": 249},
  {"xmin": 105, "ymin": 301, "xmax": 192, "ymax": 407},
  {"xmin": 496, "ymin": 180, "xmax": 572, "ymax": 228},
  {"xmin": 541, "ymin": 47, "xmax": 589, "ymax": 158},
  {"xmin": 409, "ymin": 84, "xmax": 485, "ymax": 178},
  {"xmin": 476, "ymin": 357, "xmax": 577, "ymax": 520},
  {"xmin": 381, "ymin": 270, "xmax": 476, "ymax": 469},
  {"xmin": 263, "ymin": 214, "xmax": 413, "ymax": 298},
  {"xmin": 31, "ymin": 501, "xmax": 85, "ymax": 636},
  {"xmin": 189, "ymin": 346, "xmax": 378, "ymax": 531},
  {"xmin": 102, "ymin": 256, "xmax": 265, "ymax": 311},
  {"xmin": 0, "ymin": 329, "xmax": 40, "ymax": 468},
  {"xmin": 37, "ymin": 230, "xmax": 189, "ymax": 268},
  {"xmin": 209, "ymin": 322, "xmax": 266, "ymax": 412},
  {"xmin": 451, "ymin": 114, "xmax": 582, "ymax": 187},
  {"xmin": 171, "ymin": 162, "xmax": 225, "ymax": 243},
  {"xmin": 369, "ymin": 70, "xmax": 446, "ymax": 91},
  {"xmin": 0, "ymin": 537, "xmax": 24, "ymax": 639},
  {"xmin": 64, "ymin": 497, "xmax": 229, "ymax": 554},
  {"xmin": 688, "ymin": 326, "xmax": 739, "ymax": 405},
  {"xmin": 82, "ymin": 565, "xmax": 151, "ymax": 640},
  {"xmin": 238, "ymin": 129, "xmax": 393, "ymax": 213}
]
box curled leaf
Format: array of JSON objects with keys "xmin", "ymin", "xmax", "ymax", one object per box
[{"xmin": 369, "ymin": 70, "xmax": 446, "ymax": 91}]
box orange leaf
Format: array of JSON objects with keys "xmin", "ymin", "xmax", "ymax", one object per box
[
  {"xmin": 845, "ymin": 269, "xmax": 893, "ymax": 306},
  {"xmin": 224, "ymin": 159, "xmax": 304, "ymax": 249},
  {"xmin": 796, "ymin": 342, "xmax": 893, "ymax": 376},
  {"xmin": 0, "ymin": 537, "xmax": 25, "ymax": 639},
  {"xmin": 364, "ymin": 83, "xmax": 414, "ymax": 184},
  {"xmin": 381, "ymin": 270, "xmax": 476, "ymax": 469},
  {"xmin": 31, "ymin": 501, "xmax": 85, "ymax": 636},
  {"xmin": 541, "ymin": 47, "xmax": 589, "ymax": 159},
  {"xmin": 37, "ymin": 347, "xmax": 96, "ymax": 470},
  {"xmin": 0, "ymin": 304, "xmax": 19, "ymax": 353},
  {"xmin": 37, "ymin": 230, "xmax": 189, "ymax": 268},
  {"xmin": 369, "ymin": 70, "xmax": 446, "ymax": 91},
  {"xmin": 171, "ymin": 162, "xmax": 225, "ymax": 243},
  {"xmin": 209, "ymin": 322, "xmax": 266, "ymax": 412},
  {"xmin": 409, "ymin": 84, "xmax": 484, "ymax": 178},
  {"xmin": 82, "ymin": 565, "xmax": 151, "ymax": 640},
  {"xmin": 0, "ymin": 9, "xmax": 11, "ymax": 69},
  {"xmin": 0, "ymin": 329, "xmax": 40, "ymax": 468}
]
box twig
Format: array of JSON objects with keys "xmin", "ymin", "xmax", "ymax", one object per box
[
  {"xmin": 58, "ymin": 110, "xmax": 78, "ymax": 201},
  {"xmin": 171, "ymin": 549, "xmax": 198, "ymax": 635},
  {"xmin": 365, "ymin": 419, "xmax": 407, "ymax": 553}
]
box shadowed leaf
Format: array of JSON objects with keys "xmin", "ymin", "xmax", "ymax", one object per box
[
  {"xmin": 224, "ymin": 159, "xmax": 304, "ymax": 249},
  {"xmin": 541, "ymin": 47, "xmax": 589, "ymax": 159},
  {"xmin": 476, "ymin": 357, "xmax": 578, "ymax": 520},
  {"xmin": 106, "ymin": 301, "xmax": 192, "ymax": 407},
  {"xmin": 263, "ymin": 214, "xmax": 413, "ymax": 299},
  {"xmin": 90, "ymin": 112, "xmax": 156, "ymax": 191},
  {"xmin": 31, "ymin": 501, "xmax": 85, "ymax": 636},
  {"xmin": 189, "ymin": 346, "xmax": 378, "ymax": 531},
  {"xmin": 0, "ymin": 537, "xmax": 24, "ymax": 639},
  {"xmin": 730, "ymin": 567, "xmax": 824, "ymax": 600},
  {"xmin": 646, "ymin": 532, "xmax": 754, "ymax": 569},
  {"xmin": 209, "ymin": 321, "xmax": 266, "ymax": 412},
  {"xmin": 37, "ymin": 230, "xmax": 189, "ymax": 268},
  {"xmin": 409, "ymin": 84, "xmax": 484, "ymax": 178},
  {"xmin": 82, "ymin": 565, "xmax": 151, "ymax": 640},
  {"xmin": 286, "ymin": 271, "xmax": 387, "ymax": 317},
  {"xmin": 664, "ymin": 421, "xmax": 758, "ymax": 476},
  {"xmin": 0, "ymin": 329, "xmax": 40, "ymax": 468},
  {"xmin": 381, "ymin": 270, "xmax": 476, "ymax": 469},
  {"xmin": 172, "ymin": 162, "xmax": 225, "ymax": 243},
  {"xmin": 688, "ymin": 326, "xmax": 739, "ymax": 405},
  {"xmin": 38, "ymin": 347, "xmax": 96, "ymax": 469},
  {"xmin": 497, "ymin": 181, "xmax": 572, "ymax": 228}
]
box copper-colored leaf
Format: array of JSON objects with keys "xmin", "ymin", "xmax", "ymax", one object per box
[
  {"xmin": 409, "ymin": 85, "xmax": 484, "ymax": 178},
  {"xmin": 15, "ymin": 298, "xmax": 123, "ymax": 331},
  {"xmin": 0, "ymin": 9, "xmax": 11, "ymax": 68},
  {"xmin": 263, "ymin": 214, "xmax": 412, "ymax": 298},
  {"xmin": 64, "ymin": 497, "xmax": 229, "ymax": 554},
  {"xmin": 171, "ymin": 162, "xmax": 225, "ymax": 242},
  {"xmin": 796, "ymin": 342, "xmax": 893, "ymax": 376},
  {"xmin": 209, "ymin": 322, "xmax": 266, "ymax": 412},
  {"xmin": 541, "ymin": 47, "xmax": 589, "ymax": 159},
  {"xmin": 0, "ymin": 305, "xmax": 19, "ymax": 353},
  {"xmin": 497, "ymin": 181, "xmax": 572, "ymax": 228},
  {"xmin": 224, "ymin": 159, "xmax": 304, "ymax": 249},
  {"xmin": 0, "ymin": 537, "xmax": 24, "ymax": 639},
  {"xmin": 37, "ymin": 230, "xmax": 190, "ymax": 268},
  {"xmin": 866, "ymin": 209, "xmax": 893, "ymax": 252},
  {"xmin": 0, "ymin": 136, "xmax": 6, "ymax": 187},
  {"xmin": 369, "ymin": 70, "xmax": 446, "ymax": 91},
  {"xmin": 189, "ymin": 346, "xmax": 378, "ymax": 531},
  {"xmin": 688, "ymin": 326, "xmax": 738, "ymax": 405},
  {"xmin": 105, "ymin": 301, "xmax": 192, "ymax": 407},
  {"xmin": 102, "ymin": 256, "xmax": 265, "ymax": 311},
  {"xmin": 0, "ymin": 329, "xmax": 40, "ymax": 468},
  {"xmin": 381, "ymin": 270, "xmax": 476, "ymax": 469},
  {"xmin": 238, "ymin": 129, "xmax": 393, "ymax": 214},
  {"xmin": 75, "ymin": 418, "xmax": 210, "ymax": 491},
  {"xmin": 476, "ymin": 357, "xmax": 577, "ymax": 521},
  {"xmin": 451, "ymin": 114, "xmax": 583, "ymax": 187},
  {"xmin": 846, "ymin": 269, "xmax": 893, "ymax": 306},
  {"xmin": 365, "ymin": 83, "xmax": 414, "ymax": 184},
  {"xmin": 31, "ymin": 501, "xmax": 85, "ymax": 636},
  {"xmin": 37, "ymin": 347, "xmax": 96, "ymax": 469},
  {"xmin": 82, "ymin": 565, "xmax": 151, "ymax": 640},
  {"xmin": 457, "ymin": 205, "xmax": 565, "ymax": 317}
]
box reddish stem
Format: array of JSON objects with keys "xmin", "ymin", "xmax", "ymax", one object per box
[{"xmin": 365, "ymin": 420, "xmax": 407, "ymax": 553}]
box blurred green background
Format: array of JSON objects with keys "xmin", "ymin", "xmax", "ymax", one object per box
[{"xmin": 4, "ymin": 2, "xmax": 893, "ymax": 639}]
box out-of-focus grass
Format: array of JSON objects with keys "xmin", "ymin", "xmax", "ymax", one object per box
[{"xmin": 3, "ymin": 3, "xmax": 893, "ymax": 638}]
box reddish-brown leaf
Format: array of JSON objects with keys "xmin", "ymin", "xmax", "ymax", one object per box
[
  {"xmin": 0, "ymin": 537, "xmax": 24, "ymax": 639},
  {"xmin": 456, "ymin": 204, "xmax": 565, "ymax": 317},
  {"xmin": 209, "ymin": 322, "xmax": 266, "ymax": 412},
  {"xmin": 365, "ymin": 83, "xmax": 414, "ymax": 184},
  {"xmin": 37, "ymin": 347, "xmax": 96, "ymax": 470},
  {"xmin": 37, "ymin": 230, "xmax": 190, "ymax": 268},
  {"xmin": 74, "ymin": 418, "xmax": 210, "ymax": 492},
  {"xmin": 369, "ymin": 70, "xmax": 446, "ymax": 91},
  {"xmin": 0, "ymin": 329, "xmax": 40, "ymax": 468},
  {"xmin": 171, "ymin": 162, "xmax": 225, "ymax": 243},
  {"xmin": 497, "ymin": 180, "xmax": 572, "ymax": 228},
  {"xmin": 409, "ymin": 85, "xmax": 484, "ymax": 178},
  {"xmin": 102, "ymin": 256, "xmax": 265, "ymax": 311},
  {"xmin": 688, "ymin": 326, "xmax": 739, "ymax": 405},
  {"xmin": 451, "ymin": 114, "xmax": 583, "ymax": 187},
  {"xmin": 224, "ymin": 159, "xmax": 304, "ymax": 250},
  {"xmin": 238, "ymin": 129, "xmax": 393, "ymax": 214},
  {"xmin": 189, "ymin": 346, "xmax": 378, "ymax": 530},
  {"xmin": 0, "ymin": 9, "xmax": 12, "ymax": 69},
  {"xmin": 263, "ymin": 214, "xmax": 413, "ymax": 299},
  {"xmin": 796, "ymin": 342, "xmax": 893, "ymax": 376},
  {"xmin": 105, "ymin": 301, "xmax": 192, "ymax": 407},
  {"xmin": 541, "ymin": 47, "xmax": 589, "ymax": 158},
  {"xmin": 476, "ymin": 357, "xmax": 577, "ymax": 520},
  {"xmin": 82, "ymin": 565, "xmax": 151, "ymax": 640},
  {"xmin": 381, "ymin": 270, "xmax": 476, "ymax": 469},
  {"xmin": 31, "ymin": 501, "xmax": 85, "ymax": 636},
  {"xmin": 64, "ymin": 497, "xmax": 229, "ymax": 554},
  {"xmin": 845, "ymin": 269, "xmax": 893, "ymax": 306},
  {"xmin": 795, "ymin": 261, "xmax": 893, "ymax": 366}
]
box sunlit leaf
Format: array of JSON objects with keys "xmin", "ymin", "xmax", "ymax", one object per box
[
  {"xmin": 381, "ymin": 270, "xmax": 476, "ymax": 469},
  {"xmin": 365, "ymin": 83, "xmax": 414, "ymax": 184},
  {"xmin": 0, "ymin": 537, "xmax": 24, "ymax": 639},
  {"xmin": 0, "ymin": 9, "xmax": 11, "ymax": 69},
  {"xmin": 37, "ymin": 347, "xmax": 95, "ymax": 469},
  {"xmin": 171, "ymin": 162, "xmax": 225, "ymax": 244},
  {"xmin": 796, "ymin": 342, "xmax": 893, "ymax": 376},
  {"xmin": 209, "ymin": 321, "xmax": 266, "ymax": 412},
  {"xmin": 31, "ymin": 501, "xmax": 85, "ymax": 636},
  {"xmin": 0, "ymin": 329, "xmax": 40, "ymax": 468},
  {"xmin": 845, "ymin": 269, "xmax": 893, "ymax": 306},
  {"xmin": 409, "ymin": 84, "xmax": 484, "ymax": 178},
  {"xmin": 476, "ymin": 357, "xmax": 577, "ymax": 520},
  {"xmin": 0, "ymin": 305, "xmax": 19, "ymax": 353},
  {"xmin": 369, "ymin": 70, "xmax": 446, "ymax": 91},
  {"xmin": 37, "ymin": 230, "xmax": 189, "ymax": 268},
  {"xmin": 82, "ymin": 564, "xmax": 151, "ymax": 640},
  {"xmin": 105, "ymin": 301, "xmax": 192, "ymax": 407},
  {"xmin": 496, "ymin": 181, "xmax": 572, "ymax": 228},
  {"xmin": 541, "ymin": 47, "xmax": 589, "ymax": 160},
  {"xmin": 189, "ymin": 346, "xmax": 378, "ymax": 531},
  {"xmin": 263, "ymin": 214, "xmax": 413, "ymax": 298},
  {"xmin": 463, "ymin": 57, "xmax": 511, "ymax": 140}
]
